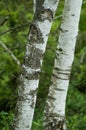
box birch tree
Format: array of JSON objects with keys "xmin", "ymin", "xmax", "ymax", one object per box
[
  {"xmin": 44, "ymin": 0, "xmax": 82, "ymax": 129},
  {"xmin": 33, "ymin": 0, "xmax": 36, "ymax": 14},
  {"xmin": 11, "ymin": 0, "xmax": 60, "ymax": 130}
]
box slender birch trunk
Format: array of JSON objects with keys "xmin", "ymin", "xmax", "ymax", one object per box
[
  {"xmin": 33, "ymin": 0, "xmax": 36, "ymax": 14},
  {"xmin": 11, "ymin": 0, "xmax": 60, "ymax": 130},
  {"xmin": 43, "ymin": 0, "xmax": 82, "ymax": 129}
]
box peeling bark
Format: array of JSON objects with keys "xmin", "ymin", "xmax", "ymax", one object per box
[
  {"xmin": 11, "ymin": 0, "xmax": 60, "ymax": 130},
  {"xmin": 43, "ymin": 0, "xmax": 82, "ymax": 129}
]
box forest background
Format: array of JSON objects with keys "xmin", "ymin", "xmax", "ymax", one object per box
[{"xmin": 0, "ymin": 0, "xmax": 86, "ymax": 130}]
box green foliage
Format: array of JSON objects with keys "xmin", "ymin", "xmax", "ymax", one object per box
[
  {"xmin": 0, "ymin": 1, "xmax": 33, "ymax": 129},
  {"xmin": 0, "ymin": 0, "xmax": 86, "ymax": 130},
  {"xmin": 79, "ymin": 4, "xmax": 86, "ymax": 31},
  {"xmin": 0, "ymin": 111, "xmax": 14, "ymax": 130},
  {"xmin": 66, "ymin": 87, "xmax": 86, "ymax": 130},
  {"xmin": 0, "ymin": 0, "xmax": 33, "ymax": 112},
  {"xmin": 76, "ymin": 64, "xmax": 86, "ymax": 92}
]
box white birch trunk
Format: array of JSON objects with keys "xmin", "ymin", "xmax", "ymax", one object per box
[
  {"xmin": 33, "ymin": 0, "xmax": 36, "ymax": 14},
  {"xmin": 43, "ymin": 0, "xmax": 82, "ymax": 129},
  {"xmin": 11, "ymin": 0, "xmax": 60, "ymax": 130}
]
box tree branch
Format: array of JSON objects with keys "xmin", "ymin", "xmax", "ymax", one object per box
[
  {"xmin": 0, "ymin": 41, "xmax": 21, "ymax": 66},
  {"xmin": 0, "ymin": 16, "xmax": 9, "ymax": 26},
  {"xmin": 80, "ymin": 51, "xmax": 86, "ymax": 64},
  {"xmin": 0, "ymin": 22, "xmax": 31, "ymax": 36},
  {"xmin": 55, "ymin": 14, "xmax": 62, "ymax": 20}
]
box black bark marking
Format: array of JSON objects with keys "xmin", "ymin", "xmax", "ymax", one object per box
[
  {"xmin": 36, "ymin": 0, "xmax": 44, "ymax": 8},
  {"xmin": 50, "ymin": 80, "xmax": 65, "ymax": 91},
  {"xmin": 29, "ymin": 23, "xmax": 44, "ymax": 44},
  {"xmin": 52, "ymin": 74, "xmax": 69, "ymax": 80},
  {"xmin": 22, "ymin": 70, "xmax": 40, "ymax": 80},
  {"xmin": 35, "ymin": 8, "xmax": 53, "ymax": 22},
  {"xmin": 59, "ymin": 47, "xmax": 63, "ymax": 52},
  {"xmin": 30, "ymin": 95, "xmax": 35, "ymax": 108},
  {"xmin": 44, "ymin": 116, "xmax": 66, "ymax": 130},
  {"xmin": 29, "ymin": 88, "xmax": 38, "ymax": 108},
  {"xmin": 53, "ymin": 69, "xmax": 70, "ymax": 79},
  {"xmin": 60, "ymin": 27, "xmax": 68, "ymax": 33},
  {"xmin": 29, "ymin": 88, "xmax": 38, "ymax": 96},
  {"xmin": 25, "ymin": 71, "xmax": 40, "ymax": 80},
  {"xmin": 24, "ymin": 47, "xmax": 43, "ymax": 69},
  {"xmin": 55, "ymin": 88, "xmax": 65, "ymax": 91},
  {"xmin": 71, "ymin": 14, "xmax": 75, "ymax": 16},
  {"xmin": 48, "ymin": 95, "xmax": 56, "ymax": 100},
  {"xmin": 54, "ymin": 67, "xmax": 71, "ymax": 72},
  {"xmin": 45, "ymin": 99, "xmax": 55, "ymax": 114},
  {"xmin": 54, "ymin": 68, "xmax": 70, "ymax": 76}
]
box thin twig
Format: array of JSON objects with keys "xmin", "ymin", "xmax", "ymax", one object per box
[
  {"xmin": 0, "ymin": 22, "xmax": 31, "ymax": 36},
  {"xmin": 80, "ymin": 51, "xmax": 86, "ymax": 64},
  {"xmin": 55, "ymin": 14, "xmax": 62, "ymax": 20},
  {"xmin": 0, "ymin": 44, "xmax": 26, "ymax": 53},
  {"xmin": 0, "ymin": 41, "xmax": 21, "ymax": 66},
  {"xmin": 0, "ymin": 16, "xmax": 9, "ymax": 26},
  {"xmin": 0, "ymin": 44, "xmax": 56, "ymax": 54}
]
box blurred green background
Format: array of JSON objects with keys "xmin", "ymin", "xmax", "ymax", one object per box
[{"xmin": 0, "ymin": 0, "xmax": 86, "ymax": 130}]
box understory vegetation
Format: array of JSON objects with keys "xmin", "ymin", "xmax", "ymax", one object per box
[{"xmin": 0, "ymin": 0, "xmax": 86, "ymax": 130}]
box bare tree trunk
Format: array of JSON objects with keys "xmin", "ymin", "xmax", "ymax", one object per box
[
  {"xmin": 11, "ymin": 0, "xmax": 60, "ymax": 130},
  {"xmin": 33, "ymin": 0, "xmax": 36, "ymax": 14},
  {"xmin": 43, "ymin": 0, "xmax": 82, "ymax": 129}
]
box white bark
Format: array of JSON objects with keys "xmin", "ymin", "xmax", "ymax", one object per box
[
  {"xmin": 44, "ymin": 0, "xmax": 82, "ymax": 129},
  {"xmin": 33, "ymin": 0, "xmax": 36, "ymax": 14},
  {"xmin": 11, "ymin": 0, "xmax": 60, "ymax": 130}
]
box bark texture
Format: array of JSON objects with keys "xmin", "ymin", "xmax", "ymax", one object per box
[
  {"xmin": 43, "ymin": 0, "xmax": 82, "ymax": 129},
  {"xmin": 11, "ymin": 0, "xmax": 60, "ymax": 130}
]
